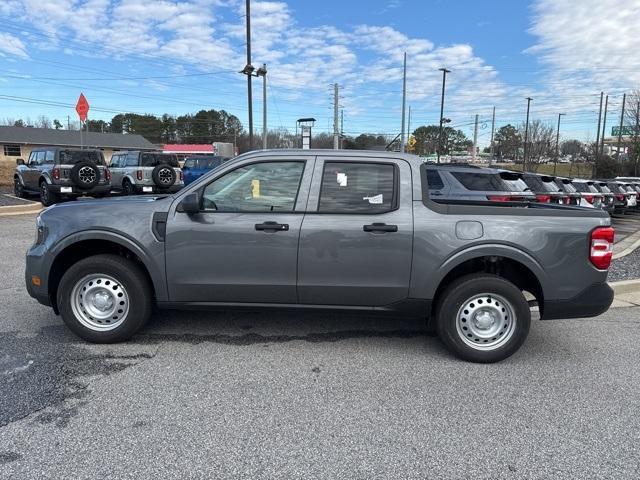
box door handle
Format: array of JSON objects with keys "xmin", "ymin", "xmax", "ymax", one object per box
[
  {"xmin": 255, "ymin": 221, "xmax": 289, "ymax": 232},
  {"xmin": 363, "ymin": 223, "xmax": 398, "ymax": 233}
]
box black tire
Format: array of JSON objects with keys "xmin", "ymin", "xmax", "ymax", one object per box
[
  {"xmin": 40, "ymin": 181, "xmax": 60, "ymax": 206},
  {"xmin": 122, "ymin": 179, "xmax": 135, "ymax": 196},
  {"xmin": 57, "ymin": 254, "xmax": 152, "ymax": 343},
  {"xmin": 70, "ymin": 161, "xmax": 100, "ymax": 190},
  {"xmin": 435, "ymin": 274, "xmax": 531, "ymax": 363},
  {"xmin": 14, "ymin": 177, "xmax": 27, "ymax": 198},
  {"xmin": 151, "ymin": 164, "xmax": 176, "ymax": 189}
]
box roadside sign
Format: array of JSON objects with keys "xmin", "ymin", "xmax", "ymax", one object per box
[
  {"xmin": 612, "ymin": 126, "xmax": 638, "ymax": 136},
  {"xmin": 75, "ymin": 93, "xmax": 90, "ymax": 122}
]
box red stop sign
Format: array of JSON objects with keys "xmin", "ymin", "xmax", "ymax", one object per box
[{"xmin": 75, "ymin": 93, "xmax": 90, "ymax": 122}]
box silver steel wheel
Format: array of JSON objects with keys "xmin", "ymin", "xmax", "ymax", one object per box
[
  {"xmin": 455, "ymin": 293, "xmax": 516, "ymax": 351},
  {"xmin": 70, "ymin": 274, "xmax": 130, "ymax": 331},
  {"xmin": 158, "ymin": 168, "xmax": 172, "ymax": 184},
  {"xmin": 78, "ymin": 166, "xmax": 96, "ymax": 184}
]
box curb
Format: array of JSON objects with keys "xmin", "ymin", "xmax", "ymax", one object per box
[
  {"xmin": 0, "ymin": 202, "xmax": 42, "ymax": 217},
  {"xmin": 613, "ymin": 230, "xmax": 640, "ymax": 259},
  {"xmin": 609, "ymin": 279, "xmax": 640, "ymax": 295}
]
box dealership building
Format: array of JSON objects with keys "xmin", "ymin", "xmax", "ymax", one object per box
[{"xmin": 0, "ymin": 126, "xmax": 157, "ymax": 165}]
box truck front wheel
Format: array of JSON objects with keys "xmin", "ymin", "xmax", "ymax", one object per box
[
  {"xmin": 435, "ymin": 274, "xmax": 531, "ymax": 363},
  {"xmin": 57, "ymin": 254, "xmax": 152, "ymax": 343}
]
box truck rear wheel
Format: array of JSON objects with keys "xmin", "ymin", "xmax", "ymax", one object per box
[
  {"xmin": 57, "ymin": 254, "xmax": 152, "ymax": 343},
  {"xmin": 435, "ymin": 274, "xmax": 530, "ymax": 363}
]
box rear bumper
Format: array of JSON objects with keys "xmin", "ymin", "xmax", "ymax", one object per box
[
  {"xmin": 49, "ymin": 184, "xmax": 111, "ymax": 196},
  {"xmin": 134, "ymin": 184, "xmax": 184, "ymax": 194},
  {"xmin": 541, "ymin": 282, "xmax": 614, "ymax": 320}
]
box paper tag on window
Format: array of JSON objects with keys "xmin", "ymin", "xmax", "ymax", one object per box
[
  {"xmin": 336, "ymin": 172, "xmax": 347, "ymax": 187},
  {"xmin": 251, "ymin": 179, "xmax": 260, "ymax": 198},
  {"xmin": 363, "ymin": 194, "xmax": 383, "ymax": 204}
]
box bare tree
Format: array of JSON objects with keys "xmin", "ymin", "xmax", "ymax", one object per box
[
  {"xmin": 624, "ymin": 89, "xmax": 640, "ymax": 175},
  {"xmin": 518, "ymin": 120, "xmax": 555, "ymax": 172}
]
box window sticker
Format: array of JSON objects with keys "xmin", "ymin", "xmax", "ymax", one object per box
[
  {"xmin": 363, "ymin": 194, "xmax": 383, "ymax": 204},
  {"xmin": 251, "ymin": 179, "xmax": 260, "ymax": 198},
  {"xmin": 336, "ymin": 172, "xmax": 348, "ymax": 187}
]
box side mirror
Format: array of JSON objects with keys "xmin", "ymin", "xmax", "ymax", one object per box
[
  {"xmin": 178, "ymin": 192, "xmax": 200, "ymax": 214},
  {"xmin": 16, "ymin": 158, "xmax": 25, "ymax": 166}
]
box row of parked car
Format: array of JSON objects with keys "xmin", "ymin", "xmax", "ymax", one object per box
[
  {"xmin": 13, "ymin": 147, "xmax": 227, "ymax": 206},
  {"xmin": 425, "ymin": 163, "xmax": 640, "ymax": 215}
]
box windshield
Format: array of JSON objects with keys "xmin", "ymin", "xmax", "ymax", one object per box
[
  {"xmin": 597, "ymin": 183, "xmax": 611, "ymax": 193},
  {"xmin": 558, "ymin": 180, "xmax": 577, "ymax": 193},
  {"xmin": 59, "ymin": 150, "xmax": 106, "ymax": 165},
  {"xmin": 140, "ymin": 153, "xmax": 179, "ymax": 167},
  {"xmin": 539, "ymin": 176, "xmax": 561, "ymax": 192}
]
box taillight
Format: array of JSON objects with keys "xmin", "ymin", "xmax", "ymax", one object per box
[
  {"xmin": 179, "ymin": 170, "xmax": 183, "ymax": 182},
  {"xmin": 136, "ymin": 170, "xmax": 143, "ymax": 181},
  {"xmin": 105, "ymin": 168, "xmax": 111, "ymax": 181},
  {"xmin": 589, "ymin": 227, "xmax": 614, "ymax": 270},
  {"xmin": 616, "ymin": 194, "xmax": 625, "ymax": 201},
  {"xmin": 584, "ymin": 195, "xmax": 594, "ymax": 204},
  {"xmin": 52, "ymin": 167, "xmax": 60, "ymax": 180},
  {"xmin": 536, "ymin": 194, "xmax": 551, "ymax": 203}
]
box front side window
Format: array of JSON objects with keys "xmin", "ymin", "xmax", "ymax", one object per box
[
  {"xmin": 34, "ymin": 151, "xmax": 45, "ymax": 165},
  {"xmin": 202, "ymin": 161, "xmax": 305, "ymax": 212},
  {"xmin": 318, "ymin": 162, "xmax": 396, "ymax": 213}
]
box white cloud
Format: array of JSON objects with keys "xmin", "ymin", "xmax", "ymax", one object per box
[{"xmin": 0, "ymin": 32, "xmax": 29, "ymax": 58}]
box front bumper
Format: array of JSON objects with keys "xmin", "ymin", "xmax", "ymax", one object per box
[
  {"xmin": 25, "ymin": 243, "xmax": 53, "ymax": 307},
  {"xmin": 541, "ymin": 282, "xmax": 614, "ymax": 320}
]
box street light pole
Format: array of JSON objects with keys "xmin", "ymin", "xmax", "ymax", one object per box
[
  {"xmin": 616, "ymin": 93, "xmax": 626, "ymax": 166},
  {"xmin": 437, "ymin": 68, "xmax": 450, "ymax": 163},
  {"xmin": 554, "ymin": 113, "xmax": 565, "ymax": 175},
  {"xmin": 523, "ymin": 97, "xmax": 532, "ymax": 171}
]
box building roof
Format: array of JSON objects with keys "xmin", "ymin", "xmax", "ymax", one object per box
[
  {"xmin": 0, "ymin": 126, "xmax": 157, "ymax": 150},
  {"xmin": 162, "ymin": 144, "xmax": 214, "ymax": 153}
]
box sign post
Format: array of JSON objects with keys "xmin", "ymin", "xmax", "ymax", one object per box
[{"xmin": 75, "ymin": 93, "xmax": 90, "ymax": 149}]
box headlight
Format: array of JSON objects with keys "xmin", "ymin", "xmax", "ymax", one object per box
[{"xmin": 35, "ymin": 215, "xmax": 46, "ymax": 245}]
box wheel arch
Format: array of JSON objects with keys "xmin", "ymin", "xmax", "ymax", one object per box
[
  {"xmin": 47, "ymin": 232, "xmax": 166, "ymax": 313},
  {"xmin": 428, "ymin": 245, "xmax": 546, "ymax": 320}
]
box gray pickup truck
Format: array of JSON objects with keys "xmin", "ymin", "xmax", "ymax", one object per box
[{"xmin": 25, "ymin": 150, "xmax": 614, "ymax": 362}]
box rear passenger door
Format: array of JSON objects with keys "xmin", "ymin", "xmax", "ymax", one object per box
[
  {"xmin": 297, "ymin": 157, "xmax": 414, "ymax": 306},
  {"xmin": 109, "ymin": 154, "xmax": 124, "ymax": 188}
]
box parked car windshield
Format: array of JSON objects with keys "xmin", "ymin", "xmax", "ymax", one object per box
[
  {"xmin": 184, "ymin": 156, "xmax": 224, "ymax": 169},
  {"xmin": 59, "ymin": 150, "xmax": 106, "ymax": 165},
  {"xmin": 597, "ymin": 183, "xmax": 611, "ymax": 193},
  {"xmin": 539, "ymin": 176, "xmax": 561, "ymax": 192},
  {"xmin": 140, "ymin": 153, "xmax": 179, "ymax": 167}
]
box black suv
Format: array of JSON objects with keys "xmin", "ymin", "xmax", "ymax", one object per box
[{"xmin": 14, "ymin": 147, "xmax": 111, "ymax": 206}]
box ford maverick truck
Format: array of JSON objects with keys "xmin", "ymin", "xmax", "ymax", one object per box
[{"xmin": 25, "ymin": 150, "xmax": 614, "ymax": 362}]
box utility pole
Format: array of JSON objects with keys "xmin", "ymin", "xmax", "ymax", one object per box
[
  {"xmin": 400, "ymin": 52, "xmax": 407, "ymax": 153},
  {"xmin": 333, "ymin": 83, "xmax": 340, "ymax": 150},
  {"xmin": 489, "ymin": 106, "xmax": 496, "ymax": 166},
  {"xmin": 616, "ymin": 93, "xmax": 626, "ymax": 165},
  {"xmin": 595, "ymin": 92, "xmax": 604, "ymax": 163},
  {"xmin": 256, "ymin": 63, "xmax": 267, "ymax": 149},
  {"xmin": 600, "ymin": 95, "xmax": 609, "ymax": 159},
  {"xmin": 407, "ymin": 105, "xmax": 412, "ymax": 152},
  {"xmin": 245, "ymin": 0, "xmax": 253, "ymax": 150},
  {"xmin": 553, "ymin": 113, "xmax": 565, "ymax": 175},
  {"xmin": 636, "ymin": 101, "xmax": 640, "ymax": 176},
  {"xmin": 340, "ymin": 108, "xmax": 344, "ymax": 149},
  {"xmin": 437, "ymin": 68, "xmax": 450, "ymax": 163},
  {"xmin": 472, "ymin": 114, "xmax": 479, "ymax": 162},
  {"xmin": 67, "ymin": 115, "xmax": 70, "ymax": 130},
  {"xmin": 523, "ymin": 97, "xmax": 532, "ymax": 171}
]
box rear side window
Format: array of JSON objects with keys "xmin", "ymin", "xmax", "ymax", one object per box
[
  {"xmin": 426, "ymin": 169, "xmax": 445, "ymax": 190},
  {"xmin": 319, "ymin": 162, "xmax": 396, "ymax": 213},
  {"xmin": 141, "ymin": 153, "xmax": 179, "ymax": 168},
  {"xmin": 44, "ymin": 150, "xmax": 55, "ymax": 163},
  {"xmin": 59, "ymin": 150, "xmax": 105, "ymax": 165},
  {"xmin": 452, "ymin": 172, "xmax": 507, "ymax": 191}
]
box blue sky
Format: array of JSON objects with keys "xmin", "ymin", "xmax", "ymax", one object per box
[{"xmin": 0, "ymin": 0, "xmax": 638, "ymax": 146}]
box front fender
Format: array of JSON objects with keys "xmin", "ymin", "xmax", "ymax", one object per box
[{"xmin": 48, "ymin": 229, "xmax": 167, "ymax": 301}]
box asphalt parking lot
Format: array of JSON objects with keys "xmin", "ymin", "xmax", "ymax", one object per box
[{"xmin": 2, "ymin": 213, "xmax": 640, "ymax": 479}]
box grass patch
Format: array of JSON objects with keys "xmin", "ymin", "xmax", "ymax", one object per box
[
  {"xmin": 0, "ymin": 161, "xmax": 14, "ymax": 186},
  {"xmin": 501, "ymin": 163, "xmax": 594, "ymax": 178}
]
